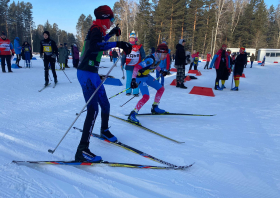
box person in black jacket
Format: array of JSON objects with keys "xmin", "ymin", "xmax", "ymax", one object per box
[
  {"xmin": 40, "ymin": 31, "xmax": 58, "ymax": 86},
  {"xmin": 75, "ymin": 5, "xmax": 132, "ymax": 162},
  {"xmin": 175, "ymin": 39, "xmax": 187, "ymax": 89},
  {"xmin": 112, "ymin": 49, "xmax": 118, "ymax": 63},
  {"xmin": 232, "ymin": 47, "xmax": 247, "ymax": 91}
]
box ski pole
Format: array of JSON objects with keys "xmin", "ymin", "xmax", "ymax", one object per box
[
  {"xmin": 48, "ymin": 54, "xmax": 122, "ymax": 154},
  {"xmin": 120, "ymin": 95, "xmax": 136, "ymax": 107},
  {"xmin": 109, "ymin": 87, "xmax": 131, "ymax": 99},
  {"xmin": 62, "ymin": 69, "xmax": 72, "ymax": 83}
]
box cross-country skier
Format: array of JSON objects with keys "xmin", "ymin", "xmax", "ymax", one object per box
[
  {"xmin": 231, "ymin": 47, "xmax": 247, "ymax": 91},
  {"xmin": 127, "ymin": 44, "xmax": 169, "ymax": 124},
  {"xmin": 75, "ymin": 5, "xmax": 132, "ymax": 162},
  {"xmin": 40, "ymin": 31, "xmax": 58, "ymax": 86},
  {"xmin": 22, "ymin": 41, "xmax": 32, "ymax": 68},
  {"xmin": 209, "ymin": 44, "xmax": 231, "ymax": 90},
  {"xmin": 121, "ymin": 31, "xmax": 145, "ymax": 96}
]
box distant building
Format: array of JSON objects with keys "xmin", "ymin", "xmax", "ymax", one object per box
[{"xmin": 257, "ymin": 49, "xmax": 280, "ymax": 62}]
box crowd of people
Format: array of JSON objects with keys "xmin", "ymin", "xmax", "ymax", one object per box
[{"xmin": 0, "ymin": 4, "xmax": 253, "ymax": 163}]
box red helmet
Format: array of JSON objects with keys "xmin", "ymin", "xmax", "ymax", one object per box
[{"xmin": 156, "ymin": 44, "xmax": 168, "ymax": 53}]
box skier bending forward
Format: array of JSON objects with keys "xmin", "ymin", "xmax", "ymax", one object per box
[{"xmin": 128, "ymin": 44, "xmax": 169, "ymax": 124}]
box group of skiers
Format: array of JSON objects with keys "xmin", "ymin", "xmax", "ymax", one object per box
[{"xmin": 0, "ymin": 4, "xmax": 254, "ymax": 163}]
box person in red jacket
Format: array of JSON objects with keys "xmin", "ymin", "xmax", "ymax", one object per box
[
  {"xmin": 204, "ymin": 52, "xmax": 211, "ymax": 69},
  {"xmin": 109, "ymin": 49, "xmax": 113, "ymax": 62},
  {"xmin": 0, "ymin": 31, "xmax": 15, "ymax": 73}
]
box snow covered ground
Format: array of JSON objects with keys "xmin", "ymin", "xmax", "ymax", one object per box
[{"xmin": 0, "ymin": 56, "xmax": 280, "ymax": 198}]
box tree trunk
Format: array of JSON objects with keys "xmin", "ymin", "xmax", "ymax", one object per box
[
  {"xmin": 212, "ymin": 0, "xmax": 225, "ymax": 55},
  {"xmin": 192, "ymin": 7, "xmax": 198, "ymax": 52},
  {"xmin": 157, "ymin": 22, "xmax": 163, "ymax": 46},
  {"xmin": 170, "ymin": 3, "xmax": 174, "ymax": 51},
  {"xmin": 202, "ymin": 10, "xmax": 210, "ymax": 55}
]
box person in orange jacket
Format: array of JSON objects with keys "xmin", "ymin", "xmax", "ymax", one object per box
[{"xmin": 0, "ymin": 31, "xmax": 15, "ymax": 72}]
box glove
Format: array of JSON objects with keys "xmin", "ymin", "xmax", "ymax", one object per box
[
  {"xmin": 228, "ymin": 69, "xmax": 232, "ymax": 73},
  {"xmin": 51, "ymin": 54, "xmax": 56, "ymax": 59},
  {"xmin": 109, "ymin": 26, "xmax": 121, "ymax": 37},
  {"xmin": 116, "ymin": 41, "xmax": 132, "ymax": 55},
  {"xmin": 160, "ymin": 70, "xmax": 168, "ymax": 77},
  {"xmin": 12, "ymin": 53, "xmax": 14, "ymax": 56},
  {"xmin": 130, "ymin": 78, "xmax": 138, "ymax": 89},
  {"xmin": 40, "ymin": 54, "xmax": 44, "ymax": 59}
]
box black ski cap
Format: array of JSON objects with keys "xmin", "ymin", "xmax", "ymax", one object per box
[{"xmin": 43, "ymin": 31, "xmax": 50, "ymax": 37}]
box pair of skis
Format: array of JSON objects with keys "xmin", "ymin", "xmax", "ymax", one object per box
[
  {"xmin": 38, "ymin": 83, "xmax": 57, "ymax": 92},
  {"xmin": 13, "ymin": 127, "xmax": 193, "ymax": 170}
]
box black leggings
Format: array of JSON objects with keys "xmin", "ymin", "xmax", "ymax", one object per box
[
  {"xmin": 44, "ymin": 57, "xmax": 57, "ymax": 82},
  {"xmin": 0, "ymin": 55, "xmax": 11, "ymax": 72}
]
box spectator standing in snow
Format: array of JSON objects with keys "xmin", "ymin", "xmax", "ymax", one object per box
[
  {"xmin": 58, "ymin": 44, "xmax": 68, "ymax": 70},
  {"xmin": 209, "ymin": 44, "xmax": 231, "ymax": 90},
  {"xmin": 71, "ymin": 44, "xmax": 79, "ymax": 68},
  {"xmin": 112, "ymin": 49, "xmax": 118, "ymax": 63},
  {"xmin": 0, "ymin": 31, "xmax": 15, "ymax": 73},
  {"xmin": 175, "ymin": 39, "xmax": 187, "ymax": 89},
  {"xmin": 14, "ymin": 37, "xmax": 22, "ymax": 68},
  {"xmin": 64, "ymin": 43, "xmax": 70, "ymax": 68},
  {"xmin": 204, "ymin": 52, "xmax": 211, "ymax": 69},
  {"xmin": 109, "ymin": 49, "xmax": 113, "ymax": 62},
  {"xmin": 231, "ymin": 47, "xmax": 247, "ymax": 91},
  {"xmin": 250, "ymin": 53, "xmax": 255, "ymax": 68}
]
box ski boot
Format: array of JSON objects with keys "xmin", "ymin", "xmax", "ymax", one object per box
[
  {"xmin": 54, "ymin": 77, "xmax": 58, "ymax": 84},
  {"xmin": 151, "ymin": 104, "xmax": 166, "ymax": 114},
  {"xmin": 231, "ymin": 87, "xmax": 239, "ymax": 91},
  {"xmin": 179, "ymin": 83, "xmax": 187, "ymax": 89},
  {"xmin": 128, "ymin": 110, "xmax": 140, "ymax": 124},
  {"xmin": 215, "ymin": 85, "xmax": 223, "ymax": 90},
  {"xmin": 126, "ymin": 93, "xmax": 131, "ymax": 96},
  {"xmin": 100, "ymin": 128, "xmax": 117, "ymax": 142},
  {"xmin": 133, "ymin": 94, "xmax": 139, "ymax": 97},
  {"xmin": 221, "ymin": 84, "xmax": 226, "ymax": 89},
  {"xmin": 75, "ymin": 143, "xmax": 102, "ymax": 162},
  {"xmin": 176, "ymin": 82, "xmax": 180, "ymax": 88},
  {"xmin": 44, "ymin": 81, "xmax": 49, "ymax": 86}
]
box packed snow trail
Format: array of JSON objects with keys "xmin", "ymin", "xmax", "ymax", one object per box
[{"xmin": 0, "ymin": 56, "xmax": 280, "ymax": 197}]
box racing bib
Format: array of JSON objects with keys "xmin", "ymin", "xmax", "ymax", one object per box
[
  {"xmin": 25, "ymin": 47, "xmax": 29, "ymax": 52},
  {"xmin": 126, "ymin": 44, "xmax": 142, "ymax": 66},
  {"xmin": 43, "ymin": 46, "xmax": 52, "ymax": 53}
]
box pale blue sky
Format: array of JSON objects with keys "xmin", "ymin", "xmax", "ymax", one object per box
[{"xmin": 9, "ymin": 0, "xmax": 279, "ymax": 35}]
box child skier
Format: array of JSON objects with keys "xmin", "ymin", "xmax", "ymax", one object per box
[
  {"xmin": 121, "ymin": 31, "xmax": 145, "ymax": 96},
  {"xmin": 127, "ymin": 44, "xmax": 169, "ymax": 124},
  {"xmin": 209, "ymin": 44, "xmax": 231, "ymax": 90},
  {"xmin": 231, "ymin": 47, "xmax": 247, "ymax": 91},
  {"xmin": 75, "ymin": 5, "xmax": 132, "ymax": 162}
]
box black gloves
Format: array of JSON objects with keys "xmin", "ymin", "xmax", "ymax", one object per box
[
  {"xmin": 131, "ymin": 78, "xmax": 138, "ymax": 89},
  {"xmin": 116, "ymin": 41, "xmax": 132, "ymax": 55},
  {"xmin": 160, "ymin": 70, "xmax": 168, "ymax": 77},
  {"xmin": 40, "ymin": 54, "xmax": 44, "ymax": 59},
  {"xmin": 109, "ymin": 26, "xmax": 121, "ymax": 37}
]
